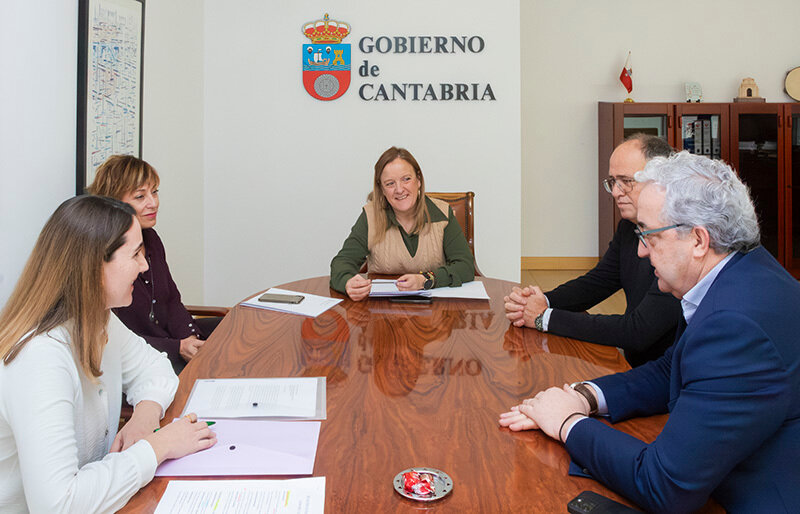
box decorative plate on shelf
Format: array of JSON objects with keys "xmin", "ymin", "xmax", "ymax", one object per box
[{"xmin": 785, "ymin": 67, "xmax": 800, "ymax": 101}]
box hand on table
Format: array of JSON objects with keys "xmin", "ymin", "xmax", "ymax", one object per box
[
  {"xmin": 499, "ymin": 384, "xmax": 588, "ymax": 442},
  {"xmin": 504, "ymin": 286, "xmax": 548, "ymax": 328},
  {"xmin": 145, "ymin": 412, "xmax": 217, "ymax": 464},
  {"xmin": 396, "ymin": 273, "xmax": 425, "ymax": 291},
  {"xmin": 111, "ymin": 400, "xmax": 162, "ymax": 452},
  {"xmin": 345, "ymin": 274, "xmax": 372, "ymax": 301},
  {"xmin": 180, "ymin": 335, "xmax": 204, "ymax": 361}
]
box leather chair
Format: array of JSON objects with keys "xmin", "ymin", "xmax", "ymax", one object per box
[
  {"xmin": 427, "ymin": 191, "xmax": 481, "ymax": 276},
  {"xmin": 358, "ymin": 191, "xmax": 482, "ymax": 276},
  {"xmin": 185, "ymin": 305, "xmax": 230, "ymax": 317}
]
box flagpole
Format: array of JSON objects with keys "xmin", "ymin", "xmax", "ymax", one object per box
[{"xmin": 620, "ymin": 51, "xmax": 634, "ymax": 103}]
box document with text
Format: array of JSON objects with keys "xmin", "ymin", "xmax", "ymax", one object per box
[
  {"xmin": 181, "ymin": 377, "xmax": 326, "ymax": 420},
  {"xmin": 154, "ymin": 477, "xmax": 325, "ymax": 514}
]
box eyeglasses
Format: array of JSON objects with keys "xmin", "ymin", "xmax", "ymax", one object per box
[
  {"xmin": 602, "ymin": 176, "xmax": 637, "ymax": 194},
  {"xmin": 634, "ymin": 224, "xmax": 684, "ymax": 248}
]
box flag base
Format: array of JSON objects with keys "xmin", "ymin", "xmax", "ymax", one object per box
[{"xmin": 623, "ymin": 97, "xmax": 635, "ymax": 103}]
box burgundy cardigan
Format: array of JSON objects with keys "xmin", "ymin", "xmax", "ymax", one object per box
[{"xmin": 113, "ymin": 228, "xmax": 204, "ymax": 373}]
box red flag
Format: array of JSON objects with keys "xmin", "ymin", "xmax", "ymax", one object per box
[{"xmin": 619, "ymin": 52, "xmax": 633, "ymax": 93}]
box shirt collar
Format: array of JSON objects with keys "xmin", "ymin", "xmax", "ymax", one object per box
[
  {"xmin": 681, "ymin": 251, "xmax": 736, "ymax": 324},
  {"xmin": 383, "ymin": 195, "xmax": 447, "ymax": 229}
]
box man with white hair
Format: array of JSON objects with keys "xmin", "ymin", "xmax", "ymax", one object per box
[{"xmin": 500, "ymin": 152, "xmax": 800, "ymax": 512}]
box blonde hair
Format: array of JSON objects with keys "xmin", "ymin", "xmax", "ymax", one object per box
[
  {"xmin": 367, "ymin": 146, "xmax": 430, "ymax": 244},
  {"xmin": 0, "ymin": 196, "xmax": 136, "ymax": 379},
  {"xmin": 87, "ymin": 154, "xmax": 160, "ymax": 199}
]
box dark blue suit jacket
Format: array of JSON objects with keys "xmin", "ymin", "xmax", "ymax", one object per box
[{"xmin": 566, "ymin": 247, "xmax": 800, "ymax": 513}]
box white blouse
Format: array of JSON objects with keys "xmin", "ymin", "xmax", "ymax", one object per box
[{"xmin": 0, "ymin": 314, "xmax": 178, "ymax": 513}]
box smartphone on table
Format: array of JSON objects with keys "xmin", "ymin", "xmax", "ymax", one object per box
[{"xmin": 258, "ymin": 293, "xmax": 305, "ymax": 304}]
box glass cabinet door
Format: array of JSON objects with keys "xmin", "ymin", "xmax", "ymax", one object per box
[
  {"xmin": 675, "ymin": 104, "xmax": 729, "ymax": 162},
  {"xmin": 731, "ymin": 105, "xmax": 783, "ymax": 261},
  {"xmin": 623, "ymin": 115, "xmax": 668, "ymax": 140},
  {"xmin": 788, "ymin": 106, "xmax": 800, "ymax": 275}
]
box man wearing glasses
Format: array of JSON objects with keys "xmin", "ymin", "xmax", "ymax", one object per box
[
  {"xmin": 500, "ymin": 151, "xmax": 800, "ymax": 512},
  {"xmin": 505, "ymin": 134, "xmax": 681, "ymax": 366}
]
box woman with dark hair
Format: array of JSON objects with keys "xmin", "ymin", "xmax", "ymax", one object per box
[
  {"xmin": 330, "ymin": 146, "xmax": 474, "ymax": 301},
  {"xmin": 88, "ymin": 155, "xmax": 219, "ymax": 373},
  {"xmin": 0, "ymin": 195, "xmax": 216, "ymax": 512}
]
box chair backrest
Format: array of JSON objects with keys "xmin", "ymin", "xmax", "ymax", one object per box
[
  {"xmin": 428, "ymin": 191, "xmax": 481, "ymax": 276},
  {"xmin": 427, "ymin": 192, "xmax": 474, "ymax": 256}
]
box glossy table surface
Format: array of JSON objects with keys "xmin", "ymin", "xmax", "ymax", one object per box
[{"xmin": 121, "ymin": 276, "xmax": 721, "ymax": 513}]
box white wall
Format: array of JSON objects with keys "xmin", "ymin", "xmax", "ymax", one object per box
[
  {"xmin": 0, "ymin": 1, "xmax": 78, "ymax": 307},
  {"xmin": 5, "ymin": 0, "xmax": 799, "ymax": 310},
  {"xmin": 521, "ymin": 0, "xmax": 800, "ymax": 258},
  {"xmin": 202, "ymin": 1, "xmax": 521, "ymax": 305},
  {"xmin": 0, "ymin": 0, "xmax": 205, "ymax": 309},
  {"xmin": 141, "ymin": 0, "xmax": 205, "ymax": 304}
]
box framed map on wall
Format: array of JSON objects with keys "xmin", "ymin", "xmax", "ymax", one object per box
[{"xmin": 76, "ymin": 0, "xmax": 145, "ymax": 194}]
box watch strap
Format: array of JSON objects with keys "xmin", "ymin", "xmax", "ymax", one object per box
[
  {"xmin": 420, "ymin": 271, "xmax": 435, "ymax": 290},
  {"xmin": 534, "ymin": 312, "xmax": 544, "ymax": 331},
  {"xmin": 571, "ymin": 382, "xmax": 598, "ymax": 415}
]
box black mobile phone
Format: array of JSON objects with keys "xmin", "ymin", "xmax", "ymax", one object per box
[
  {"xmin": 567, "ymin": 491, "xmax": 642, "ymax": 514},
  {"xmin": 258, "ymin": 293, "xmax": 305, "ymax": 304}
]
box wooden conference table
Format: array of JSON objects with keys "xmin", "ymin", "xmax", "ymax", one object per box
[{"xmin": 122, "ymin": 276, "xmax": 721, "ymax": 513}]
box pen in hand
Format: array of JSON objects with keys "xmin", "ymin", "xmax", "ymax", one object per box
[{"xmin": 154, "ymin": 420, "xmax": 216, "ymax": 432}]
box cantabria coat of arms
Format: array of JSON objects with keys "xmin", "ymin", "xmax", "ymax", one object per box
[{"xmin": 302, "ymin": 13, "xmax": 351, "ymax": 101}]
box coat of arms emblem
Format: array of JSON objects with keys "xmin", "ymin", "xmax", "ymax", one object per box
[{"xmin": 302, "ymin": 14, "xmax": 351, "ymax": 101}]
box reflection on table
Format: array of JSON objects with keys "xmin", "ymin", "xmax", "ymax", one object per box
[{"xmin": 121, "ymin": 276, "xmax": 721, "ymax": 513}]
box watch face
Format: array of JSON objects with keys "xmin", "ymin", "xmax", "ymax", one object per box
[{"xmin": 424, "ymin": 279, "xmax": 434, "ymax": 290}]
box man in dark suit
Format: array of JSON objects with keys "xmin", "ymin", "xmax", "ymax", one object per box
[
  {"xmin": 500, "ymin": 151, "xmax": 800, "ymax": 513},
  {"xmin": 505, "ymin": 134, "xmax": 681, "ymax": 366}
]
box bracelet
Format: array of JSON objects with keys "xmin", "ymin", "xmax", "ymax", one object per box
[
  {"xmin": 571, "ymin": 382, "xmax": 598, "ymax": 415},
  {"xmin": 558, "ymin": 412, "xmax": 585, "ymax": 444}
]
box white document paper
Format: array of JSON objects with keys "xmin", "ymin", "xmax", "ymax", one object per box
[
  {"xmin": 241, "ymin": 288, "xmax": 342, "ymax": 317},
  {"xmin": 369, "ymin": 279, "xmax": 431, "ymax": 297},
  {"xmin": 155, "ymin": 420, "xmax": 321, "ymax": 477},
  {"xmin": 181, "ymin": 377, "xmax": 326, "ymax": 420},
  {"xmin": 428, "ymin": 280, "xmax": 490, "ymax": 300},
  {"xmin": 154, "ymin": 477, "xmax": 325, "ymax": 514}
]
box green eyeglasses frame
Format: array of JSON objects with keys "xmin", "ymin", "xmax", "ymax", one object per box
[{"xmin": 633, "ymin": 224, "xmax": 684, "ymax": 247}]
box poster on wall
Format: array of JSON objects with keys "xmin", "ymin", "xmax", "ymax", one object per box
[{"xmin": 76, "ymin": 0, "xmax": 144, "ymax": 194}]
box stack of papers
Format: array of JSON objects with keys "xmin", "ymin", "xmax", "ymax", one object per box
[
  {"xmin": 368, "ymin": 279, "xmax": 490, "ymax": 300},
  {"xmin": 369, "ymin": 279, "xmax": 431, "ymax": 297},
  {"xmin": 241, "ymin": 288, "xmax": 342, "ymax": 317}
]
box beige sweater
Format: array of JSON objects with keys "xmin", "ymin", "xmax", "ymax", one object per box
[{"xmin": 364, "ymin": 197, "xmax": 449, "ymax": 274}]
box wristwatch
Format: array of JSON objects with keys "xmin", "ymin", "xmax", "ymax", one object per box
[
  {"xmin": 570, "ymin": 382, "xmax": 598, "ymax": 415},
  {"xmin": 420, "ymin": 271, "xmax": 435, "ymax": 290},
  {"xmin": 534, "ymin": 312, "xmax": 544, "ymax": 331}
]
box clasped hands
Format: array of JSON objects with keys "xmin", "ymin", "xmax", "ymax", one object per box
[
  {"xmin": 504, "ymin": 286, "xmax": 548, "ymax": 328},
  {"xmin": 499, "ymin": 384, "xmax": 591, "ymax": 442},
  {"xmin": 345, "ymin": 273, "xmax": 426, "ymax": 301}
]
